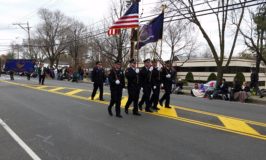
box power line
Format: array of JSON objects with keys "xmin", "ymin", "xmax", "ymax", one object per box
[
  {"xmin": 66, "ymin": 0, "xmax": 263, "ymax": 44},
  {"xmin": 163, "ymin": 0, "xmax": 265, "ymax": 23},
  {"xmin": 2, "ymin": 0, "xmax": 264, "ymax": 50}
]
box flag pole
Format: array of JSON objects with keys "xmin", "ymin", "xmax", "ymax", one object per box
[
  {"xmin": 136, "ymin": 27, "xmax": 142, "ymax": 68},
  {"xmin": 159, "ymin": 4, "xmax": 166, "ymax": 66}
]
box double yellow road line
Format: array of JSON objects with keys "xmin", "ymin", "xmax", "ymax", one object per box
[{"xmin": 1, "ymin": 80, "xmax": 266, "ymax": 141}]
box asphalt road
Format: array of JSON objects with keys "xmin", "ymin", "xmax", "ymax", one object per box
[{"xmin": 0, "ymin": 75, "xmax": 266, "ymax": 160}]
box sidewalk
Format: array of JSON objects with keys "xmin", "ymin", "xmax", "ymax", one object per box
[
  {"xmin": 79, "ymin": 78, "xmax": 266, "ymax": 105},
  {"xmin": 249, "ymin": 96, "xmax": 266, "ymax": 105}
]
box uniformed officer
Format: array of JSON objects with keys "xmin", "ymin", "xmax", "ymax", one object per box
[
  {"xmin": 150, "ymin": 59, "xmax": 161, "ymax": 110},
  {"xmin": 107, "ymin": 60, "xmax": 125, "ymax": 118},
  {"xmin": 91, "ymin": 61, "xmax": 106, "ymax": 101},
  {"xmin": 138, "ymin": 58, "xmax": 153, "ymax": 113},
  {"xmin": 159, "ymin": 60, "xmax": 176, "ymax": 108},
  {"xmin": 125, "ymin": 59, "xmax": 141, "ymax": 116}
]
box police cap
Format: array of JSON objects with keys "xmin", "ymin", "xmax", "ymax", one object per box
[
  {"xmin": 96, "ymin": 61, "xmax": 102, "ymax": 65},
  {"xmin": 152, "ymin": 59, "xmax": 157, "ymax": 63},
  {"xmin": 143, "ymin": 58, "xmax": 151, "ymax": 63},
  {"xmin": 115, "ymin": 60, "xmax": 122, "ymax": 64},
  {"xmin": 129, "ymin": 59, "xmax": 136, "ymax": 64}
]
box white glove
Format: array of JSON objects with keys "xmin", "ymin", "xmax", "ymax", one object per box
[
  {"xmin": 166, "ymin": 74, "xmax": 171, "ymax": 78},
  {"xmin": 115, "ymin": 80, "xmax": 120, "ymax": 85},
  {"xmin": 135, "ymin": 68, "xmax": 139, "ymax": 74},
  {"xmin": 149, "ymin": 67, "xmax": 153, "ymax": 72},
  {"xmin": 153, "ymin": 86, "xmax": 157, "ymax": 89}
]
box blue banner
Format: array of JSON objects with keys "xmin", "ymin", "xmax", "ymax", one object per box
[
  {"xmin": 136, "ymin": 12, "xmax": 164, "ymax": 49},
  {"xmin": 4, "ymin": 59, "xmax": 36, "ymax": 72}
]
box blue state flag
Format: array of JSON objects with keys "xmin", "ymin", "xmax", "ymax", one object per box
[
  {"xmin": 4, "ymin": 59, "xmax": 36, "ymax": 73},
  {"xmin": 136, "ymin": 12, "xmax": 164, "ymax": 49}
]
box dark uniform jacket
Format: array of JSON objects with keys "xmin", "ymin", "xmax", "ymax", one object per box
[
  {"xmin": 109, "ymin": 68, "xmax": 125, "ymax": 89},
  {"xmin": 125, "ymin": 67, "xmax": 140, "ymax": 88},
  {"xmin": 161, "ymin": 67, "xmax": 176, "ymax": 91},
  {"xmin": 91, "ymin": 67, "xmax": 106, "ymax": 83},
  {"xmin": 151, "ymin": 67, "xmax": 161, "ymax": 87},
  {"xmin": 139, "ymin": 66, "xmax": 152, "ymax": 87}
]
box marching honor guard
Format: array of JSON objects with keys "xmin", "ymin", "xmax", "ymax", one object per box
[
  {"xmin": 107, "ymin": 60, "xmax": 125, "ymax": 118},
  {"xmin": 150, "ymin": 59, "xmax": 161, "ymax": 111},
  {"xmin": 159, "ymin": 60, "xmax": 176, "ymax": 108},
  {"xmin": 125, "ymin": 59, "xmax": 141, "ymax": 116},
  {"xmin": 91, "ymin": 61, "xmax": 106, "ymax": 101},
  {"xmin": 138, "ymin": 58, "xmax": 153, "ymax": 113}
]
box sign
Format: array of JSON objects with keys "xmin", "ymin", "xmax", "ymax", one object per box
[{"xmin": 4, "ymin": 59, "xmax": 36, "ymax": 72}]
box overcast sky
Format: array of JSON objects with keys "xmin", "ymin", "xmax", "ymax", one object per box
[
  {"xmin": 0, "ymin": 0, "xmax": 160, "ymax": 53},
  {"xmin": 0, "ymin": 0, "xmax": 250, "ymax": 58}
]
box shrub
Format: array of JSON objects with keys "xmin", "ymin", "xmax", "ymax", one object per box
[
  {"xmin": 207, "ymin": 73, "xmax": 217, "ymax": 81},
  {"xmin": 234, "ymin": 72, "xmax": 245, "ymax": 84},
  {"xmin": 185, "ymin": 72, "xmax": 194, "ymax": 82}
]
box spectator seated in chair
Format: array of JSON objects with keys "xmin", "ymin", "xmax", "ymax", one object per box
[
  {"xmin": 210, "ymin": 79, "xmax": 229, "ymax": 100},
  {"xmin": 231, "ymin": 80, "xmax": 250, "ymax": 103}
]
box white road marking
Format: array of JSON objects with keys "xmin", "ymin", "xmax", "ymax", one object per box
[{"xmin": 0, "ymin": 118, "xmax": 41, "ymax": 160}]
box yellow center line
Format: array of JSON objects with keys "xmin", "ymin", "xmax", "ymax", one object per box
[
  {"xmin": 48, "ymin": 87, "xmax": 65, "ymax": 92},
  {"xmin": 2, "ymin": 80, "xmax": 266, "ymax": 141},
  {"xmin": 157, "ymin": 106, "xmax": 178, "ymax": 118},
  {"xmin": 120, "ymin": 96, "xmax": 128, "ymax": 108},
  {"xmin": 218, "ymin": 116, "xmax": 260, "ymax": 135},
  {"xmin": 172, "ymin": 105, "xmax": 266, "ymax": 127},
  {"xmin": 64, "ymin": 89, "xmax": 84, "ymax": 96},
  {"xmin": 35, "ymin": 86, "xmax": 48, "ymax": 89}
]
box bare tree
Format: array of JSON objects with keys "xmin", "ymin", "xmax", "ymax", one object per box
[
  {"xmin": 35, "ymin": 8, "xmax": 70, "ymax": 67},
  {"xmin": 89, "ymin": 0, "xmax": 131, "ymax": 67},
  {"xmin": 239, "ymin": 4, "xmax": 266, "ymax": 65},
  {"xmin": 165, "ymin": 0, "xmax": 248, "ymax": 81},
  {"xmin": 9, "ymin": 42, "xmax": 22, "ymax": 59},
  {"xmin": 65, "ymin": 19, "xmax": 89, "ymax": 71},
  {"xmin": 164, "ymin": 20, "xmax": 197, "ymax": 62},
  {"xmin": 200, "ymin": 45, "xmax": 214, "ymax": 58}
]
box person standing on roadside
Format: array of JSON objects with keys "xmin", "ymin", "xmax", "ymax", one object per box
[{"xmin": 38, "ymin": 63, "xmax": 46, "ymax": 85}]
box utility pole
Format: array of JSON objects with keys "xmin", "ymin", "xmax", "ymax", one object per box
[
  {"xmin": 129, "ymin": 0, "xmax": 140, "ymax": 59},
  {"xmin": 13, "ymin": 22, "xmax": 32, "ymax": 58}
]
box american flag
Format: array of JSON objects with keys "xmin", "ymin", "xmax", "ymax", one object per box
[
  {"xmin": 108, "ymin": 3, "xmax": 139, "ymax": 36},
  {"xmin": 107, "ymin": 28, "xmax": 121, "ymax": 36}
]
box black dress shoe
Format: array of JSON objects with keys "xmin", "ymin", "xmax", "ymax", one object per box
[
  {"xmin": 108, "ymin": 109, "xmax": 113, "ymax": 116},
  {"xmin": 116, "ymin": 115, "xmax": 123, "ymax": 118},
  {"xmin": 165, "ymin": 106, "xmax": 171, "ymax": 109},
  {"xmin": 133, "ymin": 112, "xmax": 141, "ymax": 116},
  {"xmin": 152, "ymin": 107, "xmax": 160, "ymax": 110},
  {"xmin": 91, "ymin": 97, "xmax": 94, "ymax": 100},
  {"xmin": 138, "ymin": 104, "xmax": 143, "ymax": 111},
  {"xmin": 99, "ymin": 99, "xmax": 105, "ymax": 101},
  {"xmin": 125, "ymin": 109, "xmax": 128, "ymax": 114},
  {"xmin": 159, "ymin": 100, "xmax": 163, "ymax": 106},
  {"xmin": 145, "ymin": 109, "xmax": 153, "ymax": 113}
]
